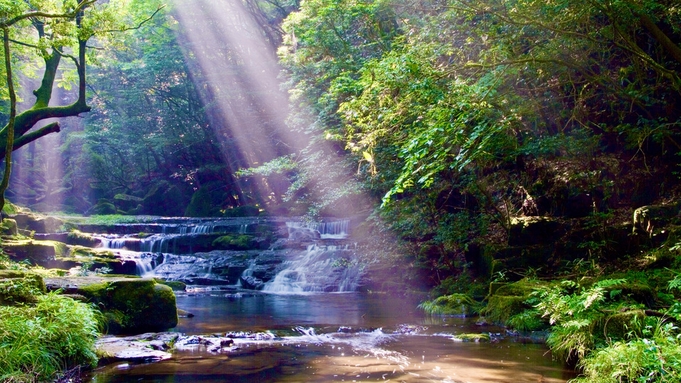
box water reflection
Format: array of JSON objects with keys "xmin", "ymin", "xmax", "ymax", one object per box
[{"xmin": 87, "ymin": 293, "xmax": 577, "ymax": 383}]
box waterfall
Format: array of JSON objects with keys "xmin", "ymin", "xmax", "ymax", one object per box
[
  {"xmin": 135, "ymin": 256, "xmax": 155, "ymax": 277},
  {"xmin": 263, "ymin": 245, "xmax": 361, "ymax": 294},
  {"xmin": 286, "ymin": 219, "xmax": 350, "ymax": 240},
  {"xmin": 140, "ymin": 234, "xmax": 178, "ymax": 254}
]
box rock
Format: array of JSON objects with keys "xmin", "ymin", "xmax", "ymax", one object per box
[
  {"xmin": 509, "ymin": 216, "xmax": 566, "ymax": 246},
  {"xmin": 2, "ymin": 240, "xmax": 65, "ymax": 268},
  {"xmin": 1, "ymin": 218, "xmax": 18, "ymax": 235},
  {"xmin": 240, "ymin": 275, "xmax": 264, "ymax": 290},
  {"xmin": 174, "ymin": 335, "xmax": 237, "ymax": 354},
  {"xmin": 12, "ymin": 213, "xmax": 64, "ymax": 233},
  {"xmin": 96, "ymin": 332, "xmax": 179, "ymax": 363},
  {"xmin": 48, "ymin": 277, "xmax": 178, "ymax": 334},
  {"xmin": 633, "ymin": 202, "xmax": 680, "ymax": 236}
]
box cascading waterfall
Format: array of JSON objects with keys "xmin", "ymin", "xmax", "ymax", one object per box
[
  {"xmin": 263, "ymin": 244, "xmax": 361, "ymax": 294},
  {"xmin": 285, "ymin": 219, "xmax": 350, "ymax": 240}
]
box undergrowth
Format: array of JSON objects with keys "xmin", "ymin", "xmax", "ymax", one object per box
[{"xmin": 0, "ymin": 292, "xmax": 101, "ymax": 382}]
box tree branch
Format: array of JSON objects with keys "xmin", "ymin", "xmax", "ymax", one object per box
[
  {"xmin": 0, "ymin": 0, "xmax": 97, "ymax": 28},
  {"xmin": 97, "ymin": 5, "xmax": 166, "ymax": 34}
]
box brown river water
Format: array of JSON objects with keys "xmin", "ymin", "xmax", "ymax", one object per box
[{"xmin": 85, "ymin": 291, "xmax": 576, "ymax": 383}]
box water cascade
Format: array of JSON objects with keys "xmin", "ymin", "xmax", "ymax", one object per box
[
  {"xmin": 263, "ymin": 245, "xmax": 361, "ymax": 293},
  {"xmin": 286, "ymin": 219, "xmax": 349, "ymax": 239}
]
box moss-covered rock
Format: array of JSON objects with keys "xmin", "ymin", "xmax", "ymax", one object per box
[
  {"xmin": 482, "ymin": 279, "xmax": 548, "ymax": 325},
  {"xmin": 633, "ymin": 202, "xmax": 681, "ymax": 236},
  {"xmin": 93, "ymin": 200, "xmax": 117, "ymax": 215},
  {"xmin": 154, "ymin": 278, "xmax": 187, "ymax": 291},
  {"xmin": 212, "ymin": 234, "xmax": 259, "ymax": 250},
  {"xmin": 12, "ymin": 213, "xmax": 65, "ymax": 233},
  {"xmin": 78, "ymin": 279, "xmax": 178, "ymax": 334},
  {"xmin": 1, "ymin": 218, "xmax": 18, "ymax": 235},
  {"xmin": 452, "ymin": 333, "xmax": 490, "ymax": 342}
]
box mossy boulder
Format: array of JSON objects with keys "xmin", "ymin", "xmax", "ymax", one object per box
[
  {"xmin": 79, "ymin": 279, "xmax": 178, "ymax": 334},
  {"xmin": 185, "ymin": 182, "xmax": 225, "ymax": 217},
  {"xmin": 452, "ymin": 333, "xmax": 490, "ymax": 342},
  {"xmin": 222, "ymin": 205, "xmax": 260, "ymax": 217},
  {"xmin": 633, "ymin": 202, "xmax": 681, "ymax": 236},
  {"xmin": 482, "ymin": 279, "xmax": 548, "ymax": 325},
  {"xmin": 12, "ymin": 213, "xmax": 65, "ymax": 233},
  {"xmin": 92, "ymin": 200, "xmax": 117, "ymax": 215},
  {"xmin": 1, "ymin": 218, "xmax": 18, "ymax": 235},
  {"xmin": 3, "ymin": 240, "xmax": 63, "ymax": 267}
]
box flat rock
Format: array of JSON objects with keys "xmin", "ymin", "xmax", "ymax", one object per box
[{"xmin": 97, "ymin": 332, "xmax": 179, "ymax": 362}]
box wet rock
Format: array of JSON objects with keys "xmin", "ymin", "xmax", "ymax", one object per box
[
  {"xmin": 240, "ymin": 275, "xmax": 264, "ymax": 290},
  {"xmin": 97, "ymin": 332, "xmax": 179, "ymax": 362},
  {"xmin": 452, "ymin": 333, "xmax": 490, "ymax": 342},
  {"xmin": 174, "ymin": 335, "xmax": 237, "ymax": 354}
]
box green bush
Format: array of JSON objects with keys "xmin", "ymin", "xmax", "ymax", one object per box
[
  {"xmin": 0, "ymin": 293, "xmax": 101, "ymax": 382},
  {"xmin": 418, "ymin": 293, "xmax": 480, "ymax": 315},
  {"xmin": 571, "ymin": 321, "xmax": 681, "ymax": 383}
]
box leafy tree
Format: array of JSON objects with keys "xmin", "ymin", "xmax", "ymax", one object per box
[{"xmin": 0, "ymin": 0, "xmax": 163, "ymax": 213}]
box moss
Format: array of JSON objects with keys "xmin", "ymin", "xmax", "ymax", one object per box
[
  {"xmin": 452, "ymin": 333, "xmax": 490, "ymax": 342},
  {"xmin": 69, "ymin": 246, "xmax": 116, "ymax": 259},
  {"xmin": 0, "ymin": 218, "xmax": 18, "ymax": 235},
  {"xmin": 154, "ymin": 278, "xmax": 187, "ymax": 291},
  {"xmin": 78, "ymin": 279, "xmax": 177, "ymax": 334},
  {"xmin": 67, "ymin": 230, "xmax": 100, "ymax": 247},
  {"xmin": 212, "ymin": 234, "xmax": 257, "ymax": 250},
  {"xmin": 418, "ymin": 293, "xmax": 480, "ymax": 316},
  {"xmin": 602, "ymin": 310, "xmax": 647, "ymax": 341},
  {"xmin": 481, "ymin": 279, "xmax": 548, "ymax": 325}
]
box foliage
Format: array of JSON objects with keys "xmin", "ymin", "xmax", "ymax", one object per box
[
  {"xmin": 417, "ymin": 293, "xmax": 480, "ymax": 316},
  {"xmin": 0, "ymin": 293, "xmax": 100, "ymax": 382},
  {"xmin": 571, "ymin": 321, "xmax": 681, "ymax": 383},
  {"xmin": 536, "ymin": 278, "xmax": 651, "ymax": 362},
  {"xmin": 482, "ymin": 279, "xmax": 547, "ymax": 325}
]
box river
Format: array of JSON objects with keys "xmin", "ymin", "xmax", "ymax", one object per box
[{"xmin": 86, "ymin": 290, "xmax": 576, "ymax": 383}]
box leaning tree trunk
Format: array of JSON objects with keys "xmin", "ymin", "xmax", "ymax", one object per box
[{"xmin": 0, "ymin": 26, "xmax": 17, "ymax": 217}]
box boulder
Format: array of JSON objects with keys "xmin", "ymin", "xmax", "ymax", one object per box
[
  {"xmin": 1, "ymin": 218, "xmax": 18, "ymax": 235},
  {"xmin": 633, "ymin": 202, "xmax": 680, "ymax": 236},
  {"xmin": 96, "ymin": 332, "xmax": 178, "ymax": 363},
  {"xmin": 12, "ymin": 213, "xmax": 65, "ymax": 233},
  {"xmin": 240, "ymin": 275, "xmax": 264, "ymax": 290},
  {"xmin": 48, "ymin": 277, "xmax": 178, "ymax": 334}
]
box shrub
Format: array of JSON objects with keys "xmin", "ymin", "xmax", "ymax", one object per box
[
  {"xmin": 571, "ymin": 321, "xmax": 681, "ymax": 383},
  {"xmin": 0, "ymin": 293, "xmax": 101, "ymax": 382},
  {"xmin": 418, "ymin": 293, "xmax": 480, "ymax": 315}
]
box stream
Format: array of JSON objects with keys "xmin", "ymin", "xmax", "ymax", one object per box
[
  {"xmin": 86, "ymin": 292, "xmax": 575, "ymax": 383},
  {"xmin": 77, "ymin": 218, "xmax": 575, "ymax": 382}
]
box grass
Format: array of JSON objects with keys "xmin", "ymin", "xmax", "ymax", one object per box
[{"xmin": 0, "ymin": 292, "xmax": 101, "ymax": 382}]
